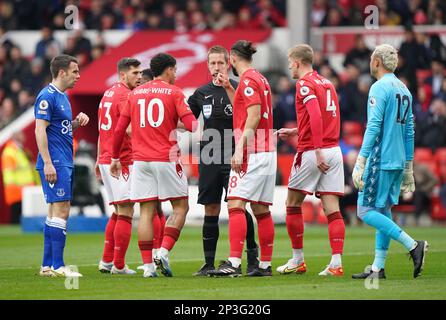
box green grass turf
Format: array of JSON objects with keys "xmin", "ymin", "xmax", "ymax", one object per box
[{"xmin": 0, "ymin": 225, "xmax": 445, "ymax": 300}]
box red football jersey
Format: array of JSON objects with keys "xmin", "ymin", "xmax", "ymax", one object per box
[
  {"xmin": 121, "ymin": 79, "xmax": 193, "ymax": 162},
  {"xmin": 233, "ymin": 68, "xmax": 274, "ymax": 154},
  {"xmin": 295, "ymin": 71, "xmax": 340, "ymax": 152},
  {"xmin": 98, "ymin": 82, "xmax": 132, "ymax": 165}
]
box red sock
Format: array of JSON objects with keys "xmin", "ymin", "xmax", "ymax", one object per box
[
  {"xmin": 256, "ymin": 212, "xmax": 275, "ymax": 262},
  {"xmin": 228, "ymin": 208, "xmax": 247, "ymax": 258},
  {"xmin": 327, "ymin": 211, "xmax": 345, "ymax": 255},
  {"xmin": 138, "ymin": 240, "xmax": 153, "ymax": 264},
  {"xmin": 286, "ymin": 206, "xmax": 304, "ymax": 249},
  {"xmin": 161, "ymin": 227, "xmax": 180, "ymax": 251},
  {"xmin": 102, "ymin": 213, "xmax": 118, "ymax": 263},
  {"xmin": 152, "ymin": 213, "xmax": 161, "ymax": 249},
  {"xmin": 113, "ymin": 215, "xmax": 132, "ymax": 269}
]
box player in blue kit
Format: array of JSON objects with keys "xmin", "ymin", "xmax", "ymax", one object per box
[
  {"xmin": 35, "ymin": 54, "xmax": 89, "ymax": 277},
  {"xmin": 351, "ymin": 44, "xmax": 428, "ymax": 279}
]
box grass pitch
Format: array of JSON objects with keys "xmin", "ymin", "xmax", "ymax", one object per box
[{"xmin": 0, "ymin": 224, "xmax": 445, "ymax": 300}]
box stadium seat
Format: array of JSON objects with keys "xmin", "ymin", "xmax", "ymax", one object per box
[
  {"xmin": 414, "ymin": 148, "xmax": 438, "ymax": 175},
  {"xmin": 435, "ymin": 148, "xmax": 446, "ymax": 183},
  {"xmin": 342, "ymin": 121, "xmax": 363, "ymax": 136},
  {"xmin": 431, "ymin": 196, "xmax": 446, "ymax": 221},
  {"xmin": 435, "ymin": 148, "xmax": 446, "ymax": 162},
  {"xmin": 416, "ymin": 69, "xmax": 432, "ymax": 85},
  {"xmin": 277, "ymin": 154, "xmax": 295, "ymax": 185},
  {"xmin": 316, "ymin": 203, "xmax": 328, "ymax": 224},
  {"xmin": 414, "ymin": 147, "xmax": 433, "ymax": 163},
  {"xmin": 393, "ymin": 204, "xmax": 416, "ymax": 215},
  {"xmin": 344, "ymin": 134, "xmax": 363, "ymax": 148},
  {"xmin": 302, "ymin": 201, "xmax": 315, "ymax": 223}
]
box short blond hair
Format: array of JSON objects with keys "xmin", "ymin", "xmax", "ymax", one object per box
[
  {"xmin": 372, "ymin": 44, "xmax": 398, "ymax": 72},
  {"xmin": 288, "ymin": 44, "xmax": 314, "ymax": 65},
  {"xmin": 208, "ymin": 45, "xmax": 229, "ymax": 62}
]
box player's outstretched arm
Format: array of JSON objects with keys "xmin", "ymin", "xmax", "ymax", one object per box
[
  {"xmin": 35, "ymin": 119, "xmax": 57, "ymax": 184},
  {"xmin": 274, "ymin": 127, "xmax": 298, "ymax": 140},
  {"xmin": 180, "ymin": 113, "xmax": 198, "ymax": 132},
  {"xmin": 72, "ymin": 112, "xmax": 89, "ymax": 130}
]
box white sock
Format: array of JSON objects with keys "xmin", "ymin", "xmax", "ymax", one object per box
[
  {"xmin": 152, "ymin": 248, "xmax": 159, "ymax": 258},
  {"xmin": 259, "ymin": 261, "xmax": 271, "ymax": 269},
  {"xmin": 158, "ymin": 247, "xmax": 169, "ymax": 258},
  {"xmin": 292, "ymin": 249, "xmax": 304, "ymax": 264},
  {"xmin": 330, "ymin": 254, "xmax": 342, "ymax": 267},
  {"xmin": 228, "ymin": 257, "xmax": 241, "ymax": 268}
]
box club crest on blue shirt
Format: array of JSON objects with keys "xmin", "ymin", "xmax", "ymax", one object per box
[
  {"xmin": 369, "ymin": 97, "xmax": 376, "ymax": 107},
  {"xmin": 203, "ymin": 104, "xmax": 212, "ymax": 119},
  {"xmin": 57, "ymin": 188, "xmax": 65, "ymax": 197}
]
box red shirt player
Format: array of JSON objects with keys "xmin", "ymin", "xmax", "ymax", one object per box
[
  {"xmin": 110, "ymin": 53, "xmax": 197, "ymax": 278},
  {"xmin": 96, "ymin": 58, "xmax": 141, "ymax": 275},
  {"xmin": 276, "ymin": 44, "xmax": 346, "ymax": 277},
  {"xmin": 209, "ymin": 40, "xmax": 276, "ymax": 277}
]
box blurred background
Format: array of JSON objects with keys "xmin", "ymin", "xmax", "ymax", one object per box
[{"xmin": 0, "ymin": 0, "xmax": 445, "ymax": 230}]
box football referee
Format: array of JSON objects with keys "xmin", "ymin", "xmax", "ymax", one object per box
[{"xmin": 188, "ymin": 45, "xmax": 259, "ymax": 276}]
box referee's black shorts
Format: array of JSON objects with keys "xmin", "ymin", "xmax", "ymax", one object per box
[{"xmin": 197, "ymin": 163, "xmax": 230, "ymax": 205}]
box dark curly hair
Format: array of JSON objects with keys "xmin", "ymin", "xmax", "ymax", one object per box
[{"xmin": 150, "ymin": 53, "xmax": 176, "ymax": 77}]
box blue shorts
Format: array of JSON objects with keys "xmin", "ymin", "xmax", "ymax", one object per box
[
  {"xmin": 38, "ymin": 166, "xmax": 74, "ymax": 203},
  {"xmin": 358, "ymin": 167, "xmax": 403, "ymax": 209}
]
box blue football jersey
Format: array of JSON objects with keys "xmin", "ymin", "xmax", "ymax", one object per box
[
  {"xmin": 359, "ymin": 73, "xmax": 414, "ymax": 170},
  {"xmin": 35, "ymin": 83, "xmax": 74, "ymax": 169}
]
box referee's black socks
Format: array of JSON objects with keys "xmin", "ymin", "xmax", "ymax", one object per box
[
  {"xmin": 245, "ymin": 210, "xmax": 258, "ymax": 251},
  {"xmin": 203, "ymin": 215, "xmax": 219, "ymax": 266}
]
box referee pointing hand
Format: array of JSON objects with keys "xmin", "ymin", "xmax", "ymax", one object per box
[{"xmin": 188, "ymin": 46, "xmax": 259, "ymax": 276}]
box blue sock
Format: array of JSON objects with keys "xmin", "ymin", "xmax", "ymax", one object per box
[
  {"xmin": 42, "ymin": 217, "xmax": 52, "ymax": 267},
  {"xmin": 49, "ymin": 217, "xmax": 67, "ymax": 269},
  {"xmin": 397, "ymin": 231, "xmax": 417, "ymax": 251},
  {"xmin": 372, "ymin": 249, "xmax": 388, "ymax": 271},
  {"xmin": 362, "ymin": 210, "xmax": 416, "ymax": 251},
  {"xmin": 372, "ymin": 210, "xmax": 391, "ymax": 271}
]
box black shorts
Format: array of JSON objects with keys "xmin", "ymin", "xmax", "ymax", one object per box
[{"xmin": 197, "ymin": 163, "xmax": 231, "ymax": 205}]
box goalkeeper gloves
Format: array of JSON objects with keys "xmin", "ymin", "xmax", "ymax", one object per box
[
  {"xmin": 352, "ymin": 155, "xmax": 367, "ymax": 191},
  {"xmin": 401, "ymin": 160, "xmax": 415, "ymax": 193}
]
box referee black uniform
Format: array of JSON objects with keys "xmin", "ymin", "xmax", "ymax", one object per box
[{"xmin": 188, "ymin": 79, "xmax": 258, "ymax": 275}]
